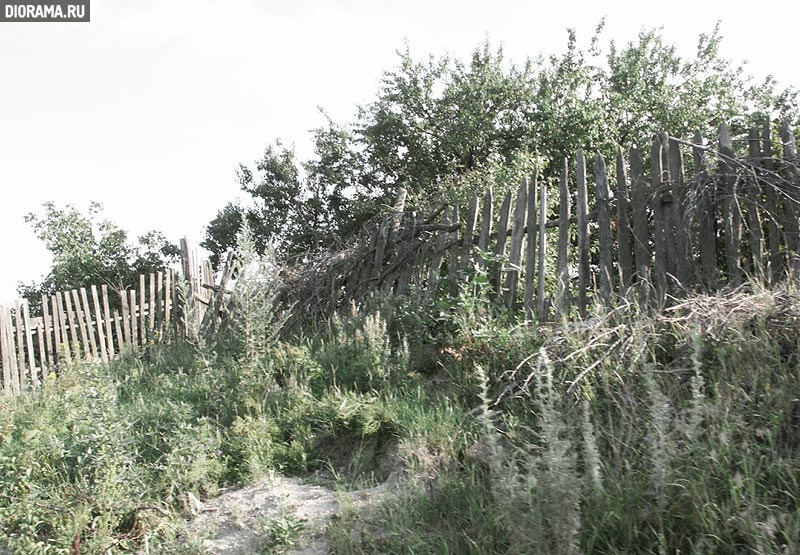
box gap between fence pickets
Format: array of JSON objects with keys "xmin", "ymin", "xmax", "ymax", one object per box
[{"xmin": 1, "ymin": 239, "xmax": 216, "ymax": 395}]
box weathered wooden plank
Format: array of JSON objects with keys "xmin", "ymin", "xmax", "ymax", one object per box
[
  {"xmin": 22, "ymin": 302, "xmax": 37, "ymax": 387},
  {"xmin": 68, "ymin": 290, "xmax": 89, "ymax": 359},
  {"xmin": 763, "ymin": 120, "xmax": 782, "ymax": 280},
  {"xmin": 693, "ymin": 132, "xmax": 717, "ymax": 289},
  {"xmin": 668, "ymin": 138, "xmax": 691, "ymax": 286},
  {"xmin": 781, "ymin": 121, "xmax": 800, "ymax": 276},
  {"xmin": 505, "ymin": 179, "xmax": 528, "ymax": 308},
  {"xmin": 477, "ymin": 187, "xmax": 493, "ymax": 269},
  {"xmin": 80, "ymin": 288, "xmax": 98, "ymax": 360},
  {"xmin": 747, "ymin": 128, "xmax": 765, "ymax": 280},
  {"xmin": 91, "ymin": 285, "xmax": 108, "ymax": 363},
  {"xmin": 630, "ymin": 148, "xmax": 651, "ymax": 286},
  {"xmin": 462, "ymin": 192, "xmax": 479, "ymax": 272},
  {"xmin": 719, "ymin": 123, "xmax": 742, "ymax": 285},
  {"xmin": 35, "ymin": 317, "xmax": 47, "ymax": 382},
  {"xmin": 4, "ymin": 306, "xmax": 21, "ymax": 393},
  {"xmin": 1, "ymin": 307, "xmax": 14, "ymax": 394},
  {"xmin": 524, "ymin": 173, "xmax": 538, "ymax": 319},
  {"xmin": 149, "ymin": 273, "xmax": 156, "ymax": 333},
  {"xmin": 651, "ymin": 137, "xmax": 668, "ymax": 296},
  {"xmin": 448, "ymin": 204, "xmax": 461, "ymax": 295},
  {"xmin": 120, "ymin": 288, "xmax": 132, "ymax": 349},
  {"xmin": 386, "ymin": 186, "xmax": 408, "ymax": 249},
  {"xmin": 139, "ymin": 274, "xmax": 146, "ymax": 342},
  {"xmin": 49, "ymin": 294, "xmax": 62, "ymax": 364},
  {"xmin": 556, "ymin": 158, "xmax": 571, "ymax": 316},
  {"xmin": 156, "ymin": 272, "xmax": 164, "ymax": 333},
  {"xmin": 41, "ymin": 295, "xmax": 54, "ymax": 369},
  {"xmin": 101, "ymin": 285, "xmax": 114, "ymax": 356},
  {"xmin": 56, "ymin": 291, "xmax": 72, "ymax": 360},
  {"xmin": 425, "ymin": 208, "xmax": 451, "ymax": 303},
  {"xmin": 493, "ymin": 192, "xmax": 512, "ymax": 300},
  {"xmin": 130, "ymin": 290, "xmax": 139, "ymax": 349},
  {"xmin": 537, "ymin": 179, "xmax": 548, "ymax": 320},
  {"xmin": 14, "ymin": 301, "xmax": 27, "ymax": 388},
  {"xmin": 616, "ymin": 148, "xmax": 634, "ymax": 293},
  {"xmin": 164, "ymin": 270, "xmax": 172, "ymax": 331},
  {"xmin": 113, "ymin": 310, "xmax": 125, "ymax": 355},
  {"xmin": 576, "ymin": 151, "xmax": 590, "ymax": 317},
  {"xmin": 659, "ymin": 133, "xmax": 677, "ymax": 283},
  {"xmin": 595, "ymin": 153, "xmax": 613, "ymax": 306},
  {"xmin": 371, "ymin": 219, "xmax": 389, "ymax": 283}
]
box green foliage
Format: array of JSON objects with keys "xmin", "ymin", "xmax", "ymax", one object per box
[
  {"xmin": 19, "ymin": 201, "xmax": 179, "ymax": 313},
  {"xmin": 205, "ymin": 25, "xmax": 797, "ymax": 263}
]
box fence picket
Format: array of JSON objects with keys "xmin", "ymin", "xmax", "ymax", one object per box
[
  {"xmin": 524, "ymin": 173, "xmax": 538, "ymax": 318},
  {"xmin": 595, "ymin": 153, "xmax": 613, "ymax": 306},
  {"xmin": 616, "ymin": 148, "xmax": 634, "ymax": 292},
  {"xmin": 556, "ymin": 158, "xmax": 571, "ymax": 316},
  {"xmin": 576, "ymin": 151, "xmax": 590, "ymax": 317},
  {"xmin": 505, "ymin": 179, "xmax": 528, "ymax": 308},
  {"xmin": 493, "ymin": 192, "xmax": 512, "ymax": 298}
]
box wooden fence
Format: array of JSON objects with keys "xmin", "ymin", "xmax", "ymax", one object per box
[
  {"xmin": 284, "ymin": 121, "xmax": 800, "ymax": 325},
  {"xmin": 1, "ymin": 239, "xmax": 216, "ymax": 396}
]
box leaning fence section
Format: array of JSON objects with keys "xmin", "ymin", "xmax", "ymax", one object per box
[
  {"xmin": 284, "ymin": 121, "xmax": 800, "ymax": 327},
  {"xmin": 1, "ymin": 240, "xmax": 215, "ymax": 396}
]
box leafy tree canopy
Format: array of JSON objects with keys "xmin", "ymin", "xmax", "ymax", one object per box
[
  {"xmin": 204, "ymin": 22, "xmax": 798, "ymax": 265},
  {"xmin": 19, "ymin": 201, "xmax": 180, "ymax": 311}
]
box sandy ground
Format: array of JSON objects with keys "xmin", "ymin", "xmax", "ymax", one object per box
[{"xmin": 184, "ymin": 474, "xmax": 395, "ymax": 554}]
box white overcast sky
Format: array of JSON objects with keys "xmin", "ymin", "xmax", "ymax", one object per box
[{"xmin": 1, "ymin": 0, "xmax": 798, "ymax": 303}]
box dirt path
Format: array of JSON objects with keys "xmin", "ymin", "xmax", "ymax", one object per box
[{"xmin": 185, "ymin": 475, "xmax": 394, "ymax": 554}]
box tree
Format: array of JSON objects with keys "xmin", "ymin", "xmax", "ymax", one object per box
[
  {"xmin": 19, "ymin": 201, "xmax": 180, "ymax": 313},
  {"xmin": 205, "ymin": 24, "xmax": 798, "ymax": 263}
]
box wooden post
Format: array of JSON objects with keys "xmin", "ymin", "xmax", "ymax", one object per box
[
  {"xmin": 56, "ymin": 291, "xmax": 73, "ymax": 360},
  {"xmin": 556, "ymin": 158, "xmax": 571, "ymax": 316},
  {"xmin": 69, "ymin": 290, "xmax": 89, "ymax": 359},
  {"xmin": 1, "ymin": 307, "xmax": 14, "ymax": 394},
  {"xmin": 448, "ymin": 204, "xmax": 461, "ymax": 295},
  {"xmin": 91, "ymin": 286, "xmax": 108, "ymax": 363},
  {"xmin": 49, "ymin": 294, "xmax": 62, "ymax": 364},
  {"xmin": 576, "ymin": 151, "xmax": 590, "ymax": 317},
  {"xmin": 22, "ymin": 302, "xmax": 37, "ymax": 387},
  {"xmin": 694, "ymin": 132, "xmax": 718, "ymax": 289},
  {"xmin": 130, "ymin": 290, "xmax": 139, "ymax": 349},
  {"xmin": 156, "ymin": 271, "xmax": 164, "ymax": 333},
  {"xmin": 80, "ymin": 288, "xmax": 99, "ymax": 360},
  {"xmin": 537, "ymin": 181, "xmax": 548, "ymax": 320},
  {"xmin": 148, "ymin": 273, "xmax": 156, "ymax": 333},
  {"xmin": 524, "ymin": 173, "xmax": 538, "ymax": 319},
  {"xmin": 651, "ymin": 136, "xmax": 668, "ymax": 297},
  {"xmin": 35, "ymin": 318, "xmax": 47, "ymax": 382},
  {"xmin": 763, "ymin": 120, "xmax": 782, "ymax": 280},
  {"xmin": 41, "ymin": 295, "xmax": 54, "ymax": 369},
  {"xmin": 719, "ymin": 123, "xmax": 742, "ymax": 285},
  {"xmin": 120, "ymin": 288, "xmax": 132, "ymax": 349},
  {"xmin": 780, "ymin": 121, "xmax": 800, "ymax": 276},
  {"xmin": 595, "ymin": 153, "xmax": 613, "ymax": 306},
  {"xmin": 139, "ymin": 274, "xmax": 147, "ymax": 341},
  {"xmin": 14, "ymin": 301, "xmax": 27, "ymax": 388},
  {"xmin": 477, "ymin": 187, "xmax": 493, "ymax": 269},
  {"xmin": 669, "ymin": 138, "xmax": 691, "ymax": 287},
  {"xmin": 164, "ymin": 270, "xmax": 172, "ymax": 332},
  {"xmin": 462, "ymin": 193, "xmax": 479, "ymax": 274},
  {"xmin": 493, "ymin": 192, "xmax": 512, "ymax": 300},
  {"xmin": 747, "ymin": 128, "xmax": 765, "ymax": 281},
  {"xmin": 659, "ymin": 133, "xmax": 677, "ymax": 284},
  {"xmin": 505, "ymin": 179, "xmax": 528, "ymax": 308},
  {"xmin": 425, "ymin": 208, "xmax": 450, "ymax": 303},
  {"xmin": 113, "ymin": 311, "xmax": 125, "ymax": 355},
  {"xmin": 630, "ymin": 148, "xmax": 651, "ymax": 288},
  {"xmin": 616, "ymin": 148, "xmax": 634, "ymax": 293},
  {"xmin": 101, "ymin": 285, "xmax": 114, "ymax": 356}
]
